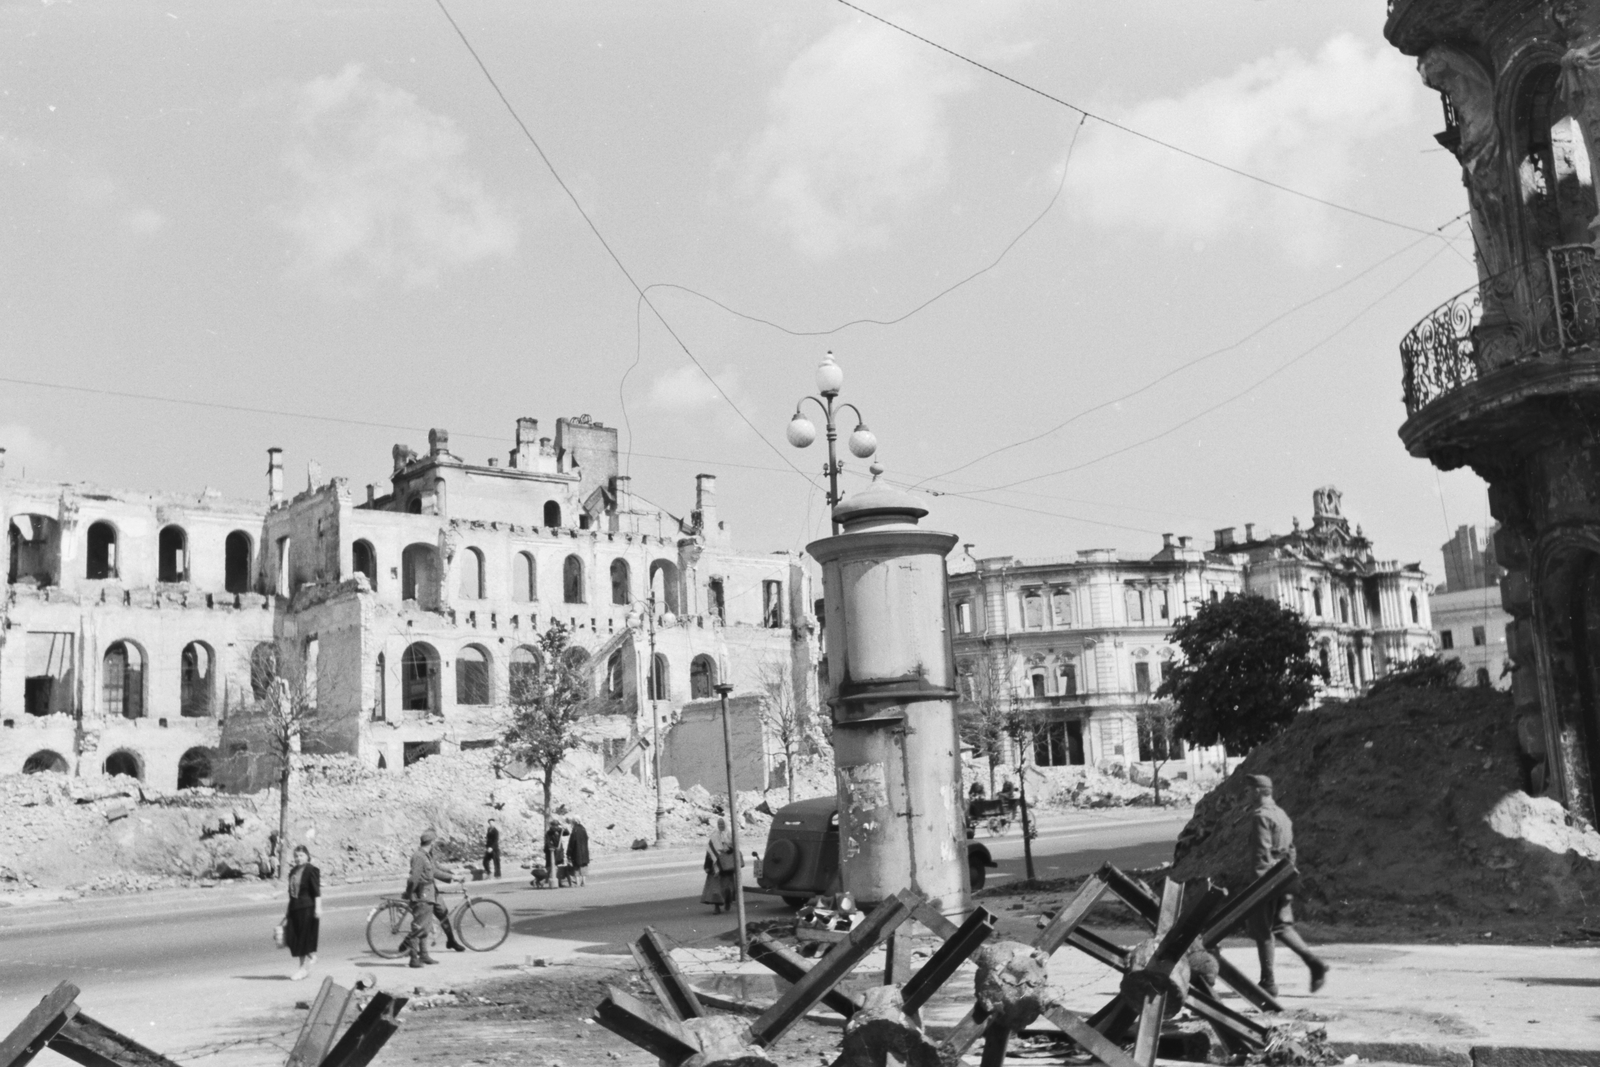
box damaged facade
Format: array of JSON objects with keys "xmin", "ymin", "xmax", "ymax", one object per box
[
  {"xmin": 0, "ymin": 418, "xmax": 816, "ymax": 790},
  {"xmin": 947, "ymin": 487, "xmax": 1431, "ymax": 774},
  {"xmin": 1385, "ymin": 0, "xmax": 1600, "ymax": 822}
]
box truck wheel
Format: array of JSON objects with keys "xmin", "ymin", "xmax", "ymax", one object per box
[
  {"xmin": 782, "ymin": 895, "xmax": 809, "ymax": 909},
  {"xmin": 968, "ymin": 860, "xmax": 987, "ymax": 891}
]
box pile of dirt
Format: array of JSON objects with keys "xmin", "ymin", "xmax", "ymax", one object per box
[{"xmin": 1170, "ymin": 685, "xmax": 1600, "ymax": 936}]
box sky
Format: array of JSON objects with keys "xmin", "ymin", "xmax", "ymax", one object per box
[{"xmin": 0, "ymin": 0, "xmax": 1493, "ymax": 577}]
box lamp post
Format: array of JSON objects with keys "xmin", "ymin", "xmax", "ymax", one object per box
[
  {"xmin": 786, "ymin": 351, "xmax": 878, "ymax": 535},
  {"xmin": 626, "ymin": 595, "xmax": 677, "ymax": 847},
  {"xmin": 714, "ymin": 681, "xmax": 748, "ymax": 960}
]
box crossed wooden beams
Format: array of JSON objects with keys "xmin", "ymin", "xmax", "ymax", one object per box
[{"xmin": 1, "ymin": 980, "xmax": 409, "ymax": 1067}]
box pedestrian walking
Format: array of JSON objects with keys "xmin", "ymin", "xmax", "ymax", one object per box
[
  {"xmin": 699, "ymin": 818, "xmax": 739, "ymax": 914},
  {"xmin": 282, "ymin": 844, "xmax": 321, "ymax": 981},
  {"xmin": 399, "ymin": 828, "xmax": 464, "ymax": 968},
  {"xmin": 483, "ymin": 818, "xmax": 502, "ymax": 879},
  {"xmin": 567, "ymin": 818, "xmax": 590, "ymax": 886},
  {"xmin": 1244, "ymin": 774, "xmax": 1329, "ymax": 996},
  {"xmin": 543, "ymin": 819, "xmax": 565, "ymax": 886}
]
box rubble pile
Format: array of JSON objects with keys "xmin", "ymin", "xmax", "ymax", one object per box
[
  {"xmin": 0, "ymin": 747, "xmax": 838, "ymax": 897},
  {"xmin": 1171, "ymin": 685, "xmax": 1600, "ymax": 932},
  {"xmin": 961, "ymin": 761, "xmax": 1208, "ymax": 810}
]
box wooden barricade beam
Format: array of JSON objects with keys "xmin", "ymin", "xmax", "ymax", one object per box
[
  {"xmin": 747, "ymin": 938, "xmax": 859, "ymax": 1021},
  {"xmin": 1130, "ymin": 879, "xmax": 1184, "ymax": 1067},
  {"xmin": 899, "ymin": 907, "xmax": 996, "ymax": 1014},
  {"xmin": 1041, "ymin": 1004, "xmax": 1140, "ymax": 1067},
  {"xmin": 317, "ymin": 992, "xmax": 408, "ymax": 1067},
  {"xmin": 1200, "ymin": 858, "xmax": 1295, "ymax": 948},
  {"xmin": 286, "ymin": 978, "xmax": 356, "ymax": 1067},
  {"xmin": 631, "ymin": 927, "xmax": 706, "ymax": 1022},
  {"xmin": 594, "ymin": 987, "xmax": 701, "ymax": 1067},
  {"xmin": 1064, "ymin": 928, "xmax": 1129, "ymax": 972},
  {"xmin": 49, "ymin": 1013, "xmax": 186, "ymax": 1067},
  {"xmin": 1185, "ymin": 987, "xmax": 1272, "ymax": 1057},
  {"xmin": 0, "ymin": 983, "xmax": 80, "ymax": 1067}
]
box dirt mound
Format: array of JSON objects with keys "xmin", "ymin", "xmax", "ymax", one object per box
[{"xmin": 1170, "ymin": 686, "xmax": 1600, "ymax": 935}]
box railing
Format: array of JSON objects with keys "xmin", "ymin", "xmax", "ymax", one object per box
[
  {"xmin": 1547, "ymin": 243, "xmax": 1600, "ymax": 350},
  {"xmin": 1400, "ymin": 285, "xmax": 1480, "ymax": 414}
]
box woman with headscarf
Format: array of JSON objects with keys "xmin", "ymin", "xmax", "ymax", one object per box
[
  {"xmin": 282, "ymin": 844, "xmax": 321, "ymax": 980},
  {"xmin": 543, "ymin": 820, "xmax": 565, "ymax": 888},
  {"xmin": 567, "ymin": 818, "xmax": 590, "ymax": 887},
  {"xmin": 699, "ymin": 817, "xmax": 739, "ymax": 914}
]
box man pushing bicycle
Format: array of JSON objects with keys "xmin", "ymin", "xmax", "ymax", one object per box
[{"xmin": 400, "ymin": 828, "xmax": 466, "ymax": 967}]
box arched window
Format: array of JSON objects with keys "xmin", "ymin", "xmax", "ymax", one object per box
[
  {"xmin": 401, "ymin": 543, "xmax": 439, "ymax": 604},
  {"xmin": 407, "ymin": 498, "xmax": 423, "ymax": 514},
  {"xmin": 86, "ymin": 521, "xmax": 118, "ymax": 579},
  {"xmin": 103, "ymin": 641, "xmax": 145, "ymax": 720},
  {"xmin": 1318, "ymin": 645, "xmax": 1331, "ymax": 681},
  {"xmin": 1476, "ymin": 666, "xmax": 1492, "ymax": 687},
  {"xmin": 180, "ymin": 642, "xmax": 215, "ymax": 717},
  {"xmin": 708, "ymin": 578, "xmax": 726, "ymax": 622},
  {"xmin": 564, "ymin": 555, "xmax": 585, "ymax": 604},
  {"xmin": 225, "ymin": 530, "xmax": 253, "ymax": 593},
  {"xmin": 1311, "ymin": 586, "xmax": 1323, "ymax": 616},
  {"xmin": 1051, "ymin": 589, "xmax": 1074, "ymax": 627},
  {"xmin": 401, "ymin": 642, "xmax": 440, "ymax": 713},
  {"xmin": 177, "ymin": 747, "xmax": 213, "ymax": 790},
  {"xmin": 1410, "ymin": 594, "xmax": 1420, "ymax": 624},
  {"xmin": 610, "ymin": 559, "xmax": 631, "ymax": 605},
  {"xmin": 250, "ymin": 643, "xmax": 278, "ymax": 701},
  {"xmin": 690, "ymin": 655, "xmax": 716, "ymax": 699},
  {"xmin": 648, "ymin": 653, "xmax": 669, "ymax": 701},
  {"xmin": 158, "ymin": 525, "xmax": 188, "ymax": 582},
  {"xmin": 23, "ymin": 750, "xmax": 69, "ymax": 774},
  {"xmin": 103, "ymin": 749, "xmax": 142, "ymax": 779},
  {"xmin": 606, "ymin": 650, "xmax": 625, "ymax": 696},
  {"xmin": 1346, "ymin": 648, "xmax": 1358, "ymax": 685},
  {"xmin": 1339, "ymin": 596, "xmax": 1350, "ymax": 624},
  {"xmin": 649, "ymin": 559, "xmax": 681, "ymax": 614},
  {"xmin": 510, "ymin": 645, "xmax": 542, "ymax": 700},
  {"xmin": 1515, "ymin": 65, "xmax": 1596, "ymax": 251},
  {"xmin": 352, "ymin": 539, "xmax": 377, "ymax": 590},
  {"xmin": 373, "ymin": 652, "xmax": 386, "ymax": 721},
  {"xmin": 514, "ymin": 551, "xmax": 536, "ymax": 602},
  {"xmin": 562, "ymin": 646, "xmax": 592, "ymax": 697},
  {"xmin": 456, "ymin": 644, "xmax": 491, "ymax": 705},
  {"xmin": 459, "ymin": 547, "xmax": 485, "ymax": 600},
  {"xmin": 544, "ymin": 501, "xmax": 562, "ymax": 528}
]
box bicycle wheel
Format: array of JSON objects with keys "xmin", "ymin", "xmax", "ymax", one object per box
[
  {"xmin": 366, "ymin": 900, "xmax": 412, "ymax": 959},
  {"xmin": 454, "ymin": 896, "xmax": 510, "ymax": 951}
]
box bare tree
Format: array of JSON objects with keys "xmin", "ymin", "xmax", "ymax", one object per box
[
  {"xmin": 248, "ymin": 644, "xmax": 320, "ymax": 879},
  {"xmin": 1003, "ymin": 701, "xmax": 1044, "ymax": 883},
  {"xmin": 1135, "ymin": 699, "xmax": 1180, "ymax": 806},
  {"xmin": 758, "ymin": 655, "xmax": 806, "ymax": 803},
  {"xmin": 957, "ymin": 651, "xmax": 1011, "ymax": 796}
]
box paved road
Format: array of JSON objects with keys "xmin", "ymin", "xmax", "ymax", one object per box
[{"xmin": 0, "ymin": 809, "xmax": 1187, "ymax": 1065}]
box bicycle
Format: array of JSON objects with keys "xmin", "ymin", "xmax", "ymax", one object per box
[{"xmin": 365, "ymin": 882, "xmax": 511, "ymax": 958}]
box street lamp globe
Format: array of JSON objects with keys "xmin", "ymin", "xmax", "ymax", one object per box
[
  {"xmin": 625, "ymin": 608, "xmax": 642, "ymax": 630},
  {"xmin": 660, "ymin": 611, "xmax": 678, "ymax": 628},
  {"xmin": 847, "ymin": 424, "xmax": 878, "ymax": 458},
  {"xmin": 816, "ymin": 352, "xmax": 844, "ymax": 396},
  {"xmin": 786, "ymin": 412, "xmax": 817, "ymax": 448}
]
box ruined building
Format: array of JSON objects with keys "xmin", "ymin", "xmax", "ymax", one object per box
[
  {"xmin": 0, "ymin": 418, "xmax": 815, "ymax": 789},
  {"xmin": 947, "ymin": 487, "xmax": 1431, "ymax": 773},
  {"xmin": 1433, "ymin": 523, "xmax": 1513, "ymax": 690},
  {"xmin": 1386, "ymin": 0, "xmax": 1600, "ymax": 821}
]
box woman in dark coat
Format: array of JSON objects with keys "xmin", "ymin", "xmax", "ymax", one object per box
[
  {"xmin": 567, "ymin": 819, "xmax": 590, "ymax": 886},
  {"xmin": 283, "ymin": 844, "xmax": 321, "ymax": 980}
]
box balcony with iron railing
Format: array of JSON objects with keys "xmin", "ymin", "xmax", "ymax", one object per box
[{"xmin": 1400, "ymin": 243, "xmax": 1600, "ymax": 419}]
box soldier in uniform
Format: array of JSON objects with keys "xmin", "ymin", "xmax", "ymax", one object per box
[
  {"xmin": 1246, "ymin": 775, "xmax": 1329, "ymax": 996},
  {"xmin": 400, "ymin": 828, "xmax": 464, "ymax": 967}
]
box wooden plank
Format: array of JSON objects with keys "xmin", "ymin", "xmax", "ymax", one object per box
[
  {"xmin": 635, "ymin": 927, "xmax": 706, "ymax": 1021},
  {"xmin": 1131, "ymin": 880, "xmax": 1183, "ymax": 1067},
  {"xmin": 1033, "ymin": 873, "xmax": 1110, "ymax": 956},
  {"xmin": 977, "ymin": 1020, "xmax": 1010, "ymax": 1067},
  {"xmin": 747, "ymin": 937, "xmax": 858, "ymax": 1020},
  {"xmin": 286, "ymin": 978, "xmax": 355, "ymax": 1067},
  {"xmin": 1042, "ymin": 1003, "xmax": 1141, "ymax": 1067},
  {"xmin": 0, "ymin": 984, "xmax": 79, "ymax": 1067},
  {"xmin": 1200, "ymin": 859, "xmax": 1295, "ymax": 947},
  {"xmin": 317, "ymin": 993, "xmax": 408, "ymax": 1067},
  {"xmin": 1064, "ymin": 928, "xmax": 1129, "ymax": 972},
  {"xmin": 901, "ymin": 907, "xmax": 996, "ymax": 1013},
  {"xmin": 50, "ymin": 1013, "xmax": 185, "ymax": 1067},
  {"xmin": 1215, "ymin": 955, "xmax": 1283, "ymax": 1014},
  {"xmin": 1185, "ymin": 987, "xmax": 1269, "ymax": 1052},
  {"xmin": 593, "ymin": 987, "xmax": 700, "ymax": 1066},
  {"xmin": 1096, "ymin": 865, "xmax": 1160, "ymax": 928},
  {"xmin": 1151, "ymin": 885, "xmax": 1227, "ymax": 969},
  {"xmin": 883, "ymin": 927, "xmax": 914, "ymax": 987},
  {"xmin": 909, "ymin": 900, "xmax": 960, "ymax": 940},
  {"xmin": 745, "ymin": 889, "xmax": 918, "ymax": 1048}
]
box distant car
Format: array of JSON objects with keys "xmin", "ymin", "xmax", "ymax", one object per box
[{"xmin": 756, "ymin": 795, "xmax": 998, "ymax": 908}]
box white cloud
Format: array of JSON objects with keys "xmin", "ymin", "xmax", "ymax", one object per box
[
  {"xmin": 1068, "ymin": 34, "xmax": 1428, "ymax": 259},
  {"xmin": 642, "ymin": 364, "xmax": 737, "ymax": 413},
  {"xmin": 737, "ymin": 12, "xmax": 977, "ymax": 258},
  {"xmin": 276, "ymin": 64, "xmax": 516, "ymax": 293},
  {"xmin": 0, "ymin": 424, "xmax": 65, "ymax": 479}
]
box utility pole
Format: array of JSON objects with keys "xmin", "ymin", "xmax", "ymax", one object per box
[{"xmin": 715, "ymin": 682, "xmax": 747, "ymax": 959}]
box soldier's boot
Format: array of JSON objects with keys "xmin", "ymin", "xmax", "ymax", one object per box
[
  {"xmin": 1254, "ymin": 937, "xmax": 1278, "ymax": 998},
  {"xmin": 1277, "ymin": 927, "xmax": 1329, "ymax": 992},
  {"xmin": 441, "ymin": 915, "xmax": 466, "ymax": 952}
]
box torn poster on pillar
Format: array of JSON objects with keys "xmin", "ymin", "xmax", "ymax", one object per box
[{"xmin": 839, "ymin": 762, "xmax": 889, "ymax": 813}]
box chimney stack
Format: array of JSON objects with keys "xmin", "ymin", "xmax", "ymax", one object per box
[
  {"xmin": 428, "ymin": 428, "xmax": 449, "ymax": 458},
  {"xmin": 511, "ymin": 417, "xmax": 539, "ymax": 468},
  {"xmin": 1178, "ymin": 535, "xmax": 1192, "ymax": 550},
  {"xmin": 1161, "ymin": 533, "xmax": 1174, "ymax": 549},
  {"xmin": 366, "ymin": 483, "xmax": 378, "ymax": 506},
  {"xmin": 1214, "ymin": 527, "xmax": 1236, "ymax": 549},
  {"xmin": 267, "ymin": 448, "xmax": 284, "ymax": 504},
  {"xmin": 1244, "ymin": 522, "xmax": 1256, "ymax": 542},
  {"xmin": 613, "ymin": 474, "xmax": 632, "ymax": 514},
  {"xmin": 695, "ymin": 474, "xmax": 718, "ymax": 533}
]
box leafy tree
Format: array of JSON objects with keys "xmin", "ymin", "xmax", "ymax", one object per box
[
  {"xmin": 501, "ymin": 622, "xmax": 603, "ymax": 851},
  {"xmin": 1156, "ymin": 593, "xmax": 1318, "ymax": 753},
  {"xmin": 1366, "ymin": 652, "xmax": 1463, "ymax": 697}
]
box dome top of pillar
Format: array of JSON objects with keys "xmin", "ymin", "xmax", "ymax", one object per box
[{"xmin": 833, "ymin": 478, "xmax": 929, "ymax": 531}]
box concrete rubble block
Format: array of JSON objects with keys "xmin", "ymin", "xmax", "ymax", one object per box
[
  {"xmin": 1117, "ymin": 936, "xmax": 1191, "ymax": 1014},
  {"xmin": 679, "ymin": 1014, "xmax": 776, "ymax": 1067},
  {"xmin": 972, "ymin": 940, "xmax": 1050, "ymax": 1030},
  {"xmin": 836, "ymin": 986, "xmax": 940, "ymax": 1067}
]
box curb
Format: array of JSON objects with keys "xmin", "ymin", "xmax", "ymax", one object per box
[{"xmin": 1332, "ymin": 1044, "xmax": 1600, "ymax": 1067}]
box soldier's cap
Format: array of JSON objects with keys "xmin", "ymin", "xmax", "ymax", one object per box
[
  {"xmin": 1246, "ymin": 774, "xmax": 1273, "ymax": 792},
  {"xmin": 420, "ymin": 829, "xmax": 438, "ymax": 845}
]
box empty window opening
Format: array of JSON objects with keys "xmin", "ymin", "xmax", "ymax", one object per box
[
  {"xmin": 1312, "ymin": 586, "xmax": 1323, "ymax": 616},
  {"xmin": 1052, "ymin": 589, "xmax": 1074, "ymax": 627},
  {"xmin": 563, "ymin": 555, "xmax": 585, "ymax": 604},
  {"xmin": 8, "ymin": 514, "xmax": 60, "ymax": 586},
  {"xmin": 103, "ymin": 749, "xmax": 142, "ymax": 779},
  {"xmin": 352, "ymin": 539, "xmax": 377, "ymax": 590},
  {"xmin": 103, "ymin": 640, "xmax": 145, "ymax": 720},
  {"xmin": 514, "ymin": 552, "xmax": 536, "ymax": 602},
  {"xmin": 23, "ymin": 750, "xmax": 69, "ymax": 774},
  {"xmin": 401, "ymin": 543, "xmax": 440, "ymax": 606},
  {"xmin": 510, "ymin": 645, "xmax": 542, "ymax": 701},
  {"xmin": 180, "ymin": 642, "xmax": 215, "ymax": 718},
  {"xmin": 25, "ymin": 632, "xmax": 75, "ymax": 717},
  {"xmin": 225, "ymin": 530, "xmax": 253, "ymax": 593},
  {"xmin": 1138, "ymin": 725, "xmax": 1184, "ymax": 762},
  {"xmin": 1034, "ymin": 720, "xmax": 1084, "ymax": 766},
  {"xmin": 456, "ymin": 645, "xmax": 491, "ymax": 705},
  {"xmin": 1030, "ymin": 672, "xmax": 1046, "ymax": 698},
  {"xmin": 1319, "ymin": 646, "xmax": 1332, "ymax": 680},
  {"xmin": 650, "ymin": 560, "xmax": 682, "ymax": 615},
  {"xmin": 1058, "ymin": 663, "xmax": 1078, "ymax": 696},
  {"xmin": 1157, "ymin": 588, "xmax": 1170, "ymax": 621},
  {"xmin": 1134, "ymin": 661, "xmax": 1151, "ymax": 694},
  {"xmin": 407, "ymin": 498, "xmax": 423, "ymax": 515},
  {"xmin": 610, "ymin": 559, "xmax": 631, "ymax": 606},
  {"xmin": 250, "ymin": 643, "xmax": 278, "ymax": 701},
  {"xmin": 762, "ymin": 580, "xmax": 784, "ymax": 628},
  {"xmin": 403, "ymin": 740, "xmax": 440, "ymax": 766},
  {"xmin": 275, "ymin": 537, "xmax": 291, "ymax": 597},
  {"xmin": 606, "ymin": 651, "xmax": 625, "ymax": 697},
  {"xmin": 373, "ymin": 652, "xmax": 386, "ymax": 721},
  {"xmin": 177, "ymin": 747, "xmax": 213, "ymax": 790},
  {"xmin": 1125, "ymin": 587, "xmax": 1145, "ymax": 623},
  {"xmin": 544, "ymin": 501, "xmax": 562, "ymax": 528},
  {"xmin": 562, "ymin": 647, "xmax": 592, "ymax": 696},
  {"xmin": 459, "ymin": 546, "xmax": 485, "ymax": 600},
  {"xmin": 1440, "ymin": 629, "xmax": 1455, "ymax": 649},
  {"xmin": 1472, "ymin": 625, "xmax": 1487, "ymax": 646},
  {"xmin": 708, "ymin": 578, "xmax": 726, "ymax": 623},
  {"xmin": 1477, "ymin": 667, "xmax": 1492, "ymax": 687},
  {"xmin": 1022, "ymin": 589, "xmax": 1044, "ymax": 630},
  {"xmin": 648, "ymin": 653, "xmax": 669, "ymax": 701},
  {"xmin": 579, "ymin": 513, "xmax": 592, "ymax": 530},
  {"xmin": 1339, "ymin": 596, "xmax": 1350, "ymax": 624},
  {"xmin": 158, "ymin": 525, "xmax": 188, "ymax": 583},
  {"xmin": 401, "ymin": 643, "xmax": 440, "ymax": 714},
  {"xmin": 86, "ymin": 521, "xmax": 118, "ymax": 580},
  {"xmin": 1410, "ymin": 595, "xmax": 1420, "ymax": 624},
  {"xmin": 1346, "ymin": 648, "xmax": 1358, "ymax": 685},
  {"xmin": 303, "ymin": 636, "xmax": 319, "ymax": 711},
  {"xmin": 690, "ymin": 654, "xmax": 716, "ymax": 699},
  {"xmin": 955, "ymin": 601, "xmax": 973, "ymax": 634}
]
